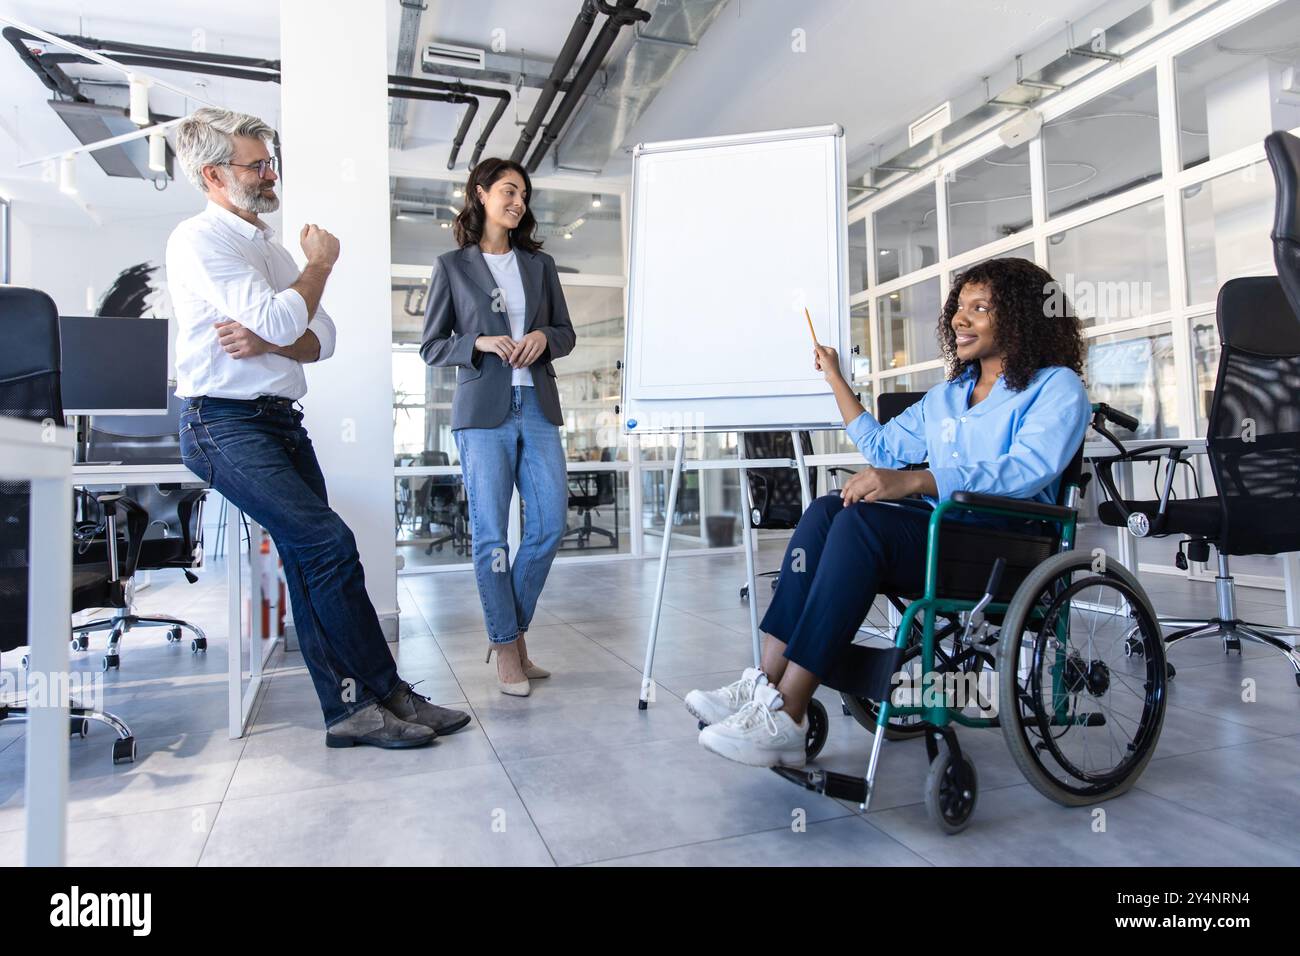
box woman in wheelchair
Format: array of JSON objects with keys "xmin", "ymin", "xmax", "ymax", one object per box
[{"xmin": 687, "ymin": 257, "xmax": 1091, "ymax": 769}]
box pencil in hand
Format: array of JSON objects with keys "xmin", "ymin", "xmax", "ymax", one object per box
[{"xmin": 804, "ymin": 306, "xmax": 819, "ymax": 347}]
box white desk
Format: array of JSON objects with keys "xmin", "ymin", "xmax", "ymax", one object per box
[
  {"xmin": 0, "ymin": 417, "xmax": 74, "ymax": 866},
  {"xmin": 72, "ymin": 463, "xmax": 273, "ymax": 739}
]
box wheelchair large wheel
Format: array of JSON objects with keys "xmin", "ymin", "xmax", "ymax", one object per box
[{"xmin": 997, "ymin": 550, "xmax": 1166, "ymax": 806}]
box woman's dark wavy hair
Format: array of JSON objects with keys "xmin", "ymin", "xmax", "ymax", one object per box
[
  {"xmin": 452, "ymin": 157, "xmax": 543, "ymax": 252},
  {"xmin": 938, "ymin": 257, "xmax": 1084, "ymax": 392}
]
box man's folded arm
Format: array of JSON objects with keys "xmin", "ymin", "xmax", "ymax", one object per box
[{"xmin": 170, "ymin": 233, "xmax": 309, "ymax": 347}]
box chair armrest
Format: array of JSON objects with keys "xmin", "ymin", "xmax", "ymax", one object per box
[
  {"xmin": 1089, "ymin": 443, "xmax": 1190, "ymax": 534},
  {"xmin": 747, "ymin": 471, "xmax": 771, "ymax": 523},
  {"xmin": 171, "ymin": 488, "xmax": 208, "ymax": 561},
  {"xmin": 948, "ymin": 491, "xmax": 1075, "ymax": 522},
  {"xmin": 93, "ymin": 492, "xmax": 148, "ymax": 581}
]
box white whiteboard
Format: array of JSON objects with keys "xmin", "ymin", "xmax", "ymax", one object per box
[{"xmin": 622, "ymin": 125, "xmax": 850, "ymax": 434}]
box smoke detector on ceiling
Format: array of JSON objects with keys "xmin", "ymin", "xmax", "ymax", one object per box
[{"xmin": 997, "ymin": 109, "xmax": 1043, "ymax": 148}]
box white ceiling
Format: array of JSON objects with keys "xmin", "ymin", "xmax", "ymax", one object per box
[
  {"xmin": 1, "ymin": 0, "xmax": 1117, "ymax": 227},
  {"xmin": 394, "ymin": 0, "xmax": 1112, "ymax": 180},
  {"xmin": 0, "ymin": 0, "xmax": 280, "ymax": 227}
]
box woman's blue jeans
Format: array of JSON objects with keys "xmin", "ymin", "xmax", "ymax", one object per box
[{"xmin": 454, "ymin": 386, "xmax": 568, "ymax": 644}]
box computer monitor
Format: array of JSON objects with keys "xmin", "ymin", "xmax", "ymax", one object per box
[{"xmin": 59, "ymin": 316, "xmax": 170, "ymax": 416}]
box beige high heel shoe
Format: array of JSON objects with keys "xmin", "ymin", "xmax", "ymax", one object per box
[
  {"xmin": 485, "ymin": 644, "xmax": 531, "ymax": 697},
  {"xmin": 516, "ymin": 630, "xmax": 550, "ymax": 680}
]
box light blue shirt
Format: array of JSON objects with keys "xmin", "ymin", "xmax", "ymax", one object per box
[{"xmin": 845, "ymin": 366, "xmax": 1091, "ymax": 507}]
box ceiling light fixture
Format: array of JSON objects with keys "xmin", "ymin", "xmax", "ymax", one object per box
[
  {"xmin": 128, "ymin": 74, "xmax": 151, "ymax": 126},
  {"xmin": 58, "ymin": 154, "xmax": 77, "ymax": 195},
  {"xmin": 591, "ymin": 194, "xmax": 601, "ymax": 208},
  {"xmin": 147, "ymin": 129, "xmax": 166, "ymax": 172}
]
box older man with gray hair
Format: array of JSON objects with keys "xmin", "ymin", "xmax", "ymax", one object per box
[{"xmin": 167, "ymin": 107, "xmax": 469, "ymax": 748}]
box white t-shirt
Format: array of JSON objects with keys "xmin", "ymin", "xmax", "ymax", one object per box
[{"xmin": 481, "ymin": 249, "xmax": 533, "ymax": 387}]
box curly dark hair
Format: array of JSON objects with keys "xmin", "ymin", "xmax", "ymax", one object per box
[
  {"xmin": 938, "ymin": 257, "xmax": 1084, "ymax": 392},
  {"xmin": 452, "ymin": 157, "xmax": 543, "ymax": 252}
]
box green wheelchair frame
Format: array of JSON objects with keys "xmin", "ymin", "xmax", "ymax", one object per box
[{"xmin": 775, "ymin": 402, "xmax": 1168, "ymax": 833}]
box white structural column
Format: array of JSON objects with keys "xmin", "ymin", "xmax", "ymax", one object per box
[{"xmin": 278, "ymin": 2, "xmax": 398, "ymax": 631}]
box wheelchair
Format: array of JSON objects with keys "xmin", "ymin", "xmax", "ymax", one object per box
[{"xmin": 774, "ymin": 403, "xmax": 1168, "ymax": 833}]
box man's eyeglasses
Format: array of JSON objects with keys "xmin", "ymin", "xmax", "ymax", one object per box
[{"xmin": 223, "ymin": 157, "xmax": 280, "ymax": 178}]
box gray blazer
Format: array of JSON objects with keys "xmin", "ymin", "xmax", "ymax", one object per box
[{"xmin": 420, "ymin": 244, "xmax": 577, "ymax": 430}]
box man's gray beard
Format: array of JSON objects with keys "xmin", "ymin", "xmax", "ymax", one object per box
[{"xmin": 224, "ymin": 171, "xmax": 280, "ymax": 214}]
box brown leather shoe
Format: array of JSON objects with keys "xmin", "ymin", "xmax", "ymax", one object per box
[
  {"xmin": 325, "ymin": 701, "xmax": 436, "ymax": 749},
  {"xmin": 383, "ymin": 681, "xmax": 472, "ymax": 735}
]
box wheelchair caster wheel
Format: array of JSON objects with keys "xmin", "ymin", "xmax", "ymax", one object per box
[
  {"xmin": 739, "ymin": 585, "xmax": 749, "ymax": 602},
  {"xmin": 1123, "ymin": 636, "xmax": 1144, "ymax": 658},
  {"xmin": 1166, "ymin": 662, "xmax": 1176, "ymax": 680},
  {"xmin": 167, "ymin": 627, "xmax": 182, "ymax": 644},
  {"xmin": 191, "ymin": 637, "xmax": 207, "ymax": 653},
  {"xmin": 73, "ymin": 633, "xmax": 89, "ymax": 651},
  {"xmin": 112, "ymin": 736, "xmax": 137, "ymax": 764},
  {"xmin": 70, "ymin": 717, "xmax": 89, "ymax": 738},
  {"xmin": 102, "ymin": 654, "xmax": 119, "ymax": 672},
  {"xmin": 805, "ymin": 698, "xmax": 828, "ymax": 761},
  {"xmin": 20, "ymin": 655, "xmax": 29, "ymax": 670},
  {"xmin": 841, "ymin": 703, "xmax": 852, "ymax": 717},
  {"xmin": 925, "ymin": 742, "xmax": 978, "ymax": 834}
]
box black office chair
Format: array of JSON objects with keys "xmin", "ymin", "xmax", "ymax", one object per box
[
  {"xmin": 0, "ymin": 287, "xmax": 135, "ymax": 762},
  {"xmin": 73, "ymin": 388, "xmax": 210, "ymax": 668},
  {"xmin": 1267, "ymin": 129, "xmax": 1300, "ymax": 321},
  {"xmin": 418, "ymin": 451, "xmax": 471, "ymax": 557},
  {"xmin": 1094, "ymin": 276, "xmax": 1300, "ymax": 685},
  {"xmin": 737, "ymin": 431, "xmax": 816, "ymax": 601},
  {"xmin": 563, "ymin": 448, "xmax": 618, "ymax": 549}
]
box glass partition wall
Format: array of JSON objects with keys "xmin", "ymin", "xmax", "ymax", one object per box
[
  {"xmin": 392, "ymin": 0, "xmax": 1300, "ymax": 589},
  {"xmin": 844, "ymin": 0, "xmax": 1300, "ymax": 591}
]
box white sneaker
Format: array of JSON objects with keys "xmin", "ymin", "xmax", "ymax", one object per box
[
  {"xmin": 684, "ymin": 667, "xmax": 768, "ymax": 726},
  {"xmin": 698, "ymin": 683, "xmax": 807, "ymax": 768}
]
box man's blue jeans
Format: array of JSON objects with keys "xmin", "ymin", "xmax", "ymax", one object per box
[
  {"xmin": 454, "ymin": 386, "xmax": 568, "ymax": 644},
  {"xmin": 179, "ymin": 396, "xmax": 401, "ymax": 727}
]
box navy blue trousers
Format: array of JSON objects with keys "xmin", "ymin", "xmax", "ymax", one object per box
[{"xmin": 759, "ymin": 494, "xmax": 931, "ymax": 680}]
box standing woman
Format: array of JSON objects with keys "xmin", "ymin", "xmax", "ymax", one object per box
[{"xmin": 421, "ymin": 158, "xmax": 576, "ymax": 697}]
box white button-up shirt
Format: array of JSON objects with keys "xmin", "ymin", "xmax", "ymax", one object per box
[{"xmin": 166, "ymin": 201, "xmax": 336, "ymax": 400}]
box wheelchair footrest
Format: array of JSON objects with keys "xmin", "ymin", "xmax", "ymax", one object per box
[{"xmin": 771, "ymin": 766, "xmax": 868, "ymax": 804}]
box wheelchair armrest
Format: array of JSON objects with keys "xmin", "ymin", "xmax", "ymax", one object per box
[{"xmin": 948, "ymin": 491, "xmax": 1075, "ymax": 522}]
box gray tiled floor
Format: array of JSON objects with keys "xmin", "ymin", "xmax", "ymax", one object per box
[{"xmin": 1, "ymin": 540, "xmax": 1298, "ymax": 866}]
